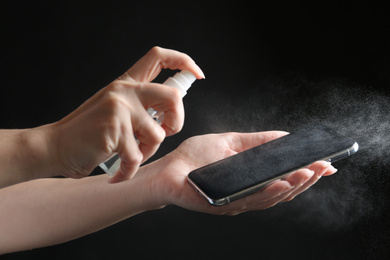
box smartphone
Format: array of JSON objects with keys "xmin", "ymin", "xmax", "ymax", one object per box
[{"xmin": 187, "ymin": 125, "xmax": 358, "ymax": 206}]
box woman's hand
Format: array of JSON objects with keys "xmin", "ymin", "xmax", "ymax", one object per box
[
  {"xmin": 147, "ymin": 131, "xmax": 337, "ymax": 215},
  {"xmin": 0, "ymin": 131, "xmax": 336, "ymax": 253},
  {"xmin": 49, "ymin": 47, "xmax": 204, "ymax": 183}
]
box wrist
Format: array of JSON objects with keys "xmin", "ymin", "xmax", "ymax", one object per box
[
  {"xmin": 134, "ymin": 159, "xmax": 172, "ymax": 211},
  {"xmin": 19, "ymin": 124, "xmax": 59, "ymax": 179},
  {"xmin": 0, "ymin": 125, "xmax": 57, "ymax": 187},
  {"xmin": 141, "ymin": 153, "xmax": 190, "ymax": 210}
]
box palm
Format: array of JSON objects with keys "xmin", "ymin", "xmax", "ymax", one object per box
[
  {"xmin": 152, "ymin": 131, "xmax": 337, "ymax": 216},
  {"xmin": 159, "ymin": 134, "xmax": 239, "ymax": 209}
]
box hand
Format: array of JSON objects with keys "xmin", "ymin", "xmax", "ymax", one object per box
[
  {"xmin": 148, "ymin": 131, "xmax": 337, "ymax": 215},
  {"xmin": 49, "ymin": 47, "xmax": 205, "ymax": 182}
]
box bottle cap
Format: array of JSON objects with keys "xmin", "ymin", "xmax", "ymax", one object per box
[{"xmin": 163, "ymin": 70, "xmax": 196, "ymax": 97}]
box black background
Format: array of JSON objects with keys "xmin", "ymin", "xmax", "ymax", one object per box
[{"xmin": 2, "ymin": 1, "xmax": 390, "ymax": 259}]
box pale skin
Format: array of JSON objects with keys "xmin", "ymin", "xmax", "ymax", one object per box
[
  {"xmin": 0, "ymin": 47, "xmax": 336, "ymax": 254},
  {"xmin": 0, "ymin": 131, "xmax": 336, "ymax": 253},
  {"xmin": 0, "ymin": 46, "xmax": 205, "ymax": 187}
]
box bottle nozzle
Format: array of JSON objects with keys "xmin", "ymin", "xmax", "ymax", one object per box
[{"xmin": 163, "ymin": 70, "xmax": 196, "ymax": 97}]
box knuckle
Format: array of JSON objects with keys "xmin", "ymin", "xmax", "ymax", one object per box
[
  {"xmin": 106, "ymin": 80, "xmax": 141, "ymax": 94},
  {"xmin": 141, "ymin": 121, "xmax": 166, "ymax": 145},
  {"xmin": 151, "ymin": 125, "xmax": 166, "ymax": 144},
  {"xmin": 136, "ymin": 82, "xmax": 148, "ymax": 95},
  {"xmin": 157, "ymin": 126, "xmax": 166, "ymax": 142},
  {"xmin": 98, "ymin": 94, "xmax": 132, "ymax": 153},
  {"xmin": 105, "ymin": 80, "xmax": 124, "ymax": 93},
  {"xmin": 101, "ymin": 120, "xmax": 121, "ymax": 153},
  {"xmin": 180, "ymin": 53, "xmax": 192, "ymax": 65},
  {"xmin": 170, "ymin": 87, "xmax": 182, "ymax": 103},
  {"xmin": 102, "ymin": 92, "xmax": 127, "ymax": 113},
  {"xmin": 148, "ymin": 46, "xmax": 163, "ymax": 57},
  {"xmin": 102, "ymin": 87, "xmax": 132, "ymax": 113},
  {"xmin": 103, "ymin": 95, "xmax": 126, "ymax": 116},
  {"xmin": 164, "ymin": 87, "xmax": 182, "ymax": 108},
  {"xmin": 129, "ymin": 151, "xmax": 143, "ymax": 166}
]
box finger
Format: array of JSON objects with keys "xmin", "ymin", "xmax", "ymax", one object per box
[
  {"xmin": 159, "ymin": 103, "xmax": 185, "ymax": 136},
  {"xmin": 214, "ymin": 179, "xmax": 296, "ymax": 215},
  {"xmin": 214, "ymin": 178, "xmax": 296, "ymax": 215},
  {"xmin": 134, "ymin": 112, "xmax": 166, "ymax": 163},
  {"xmin": 322, "ymin": 164, "xmax": 338, "ymax": 176},
  {"xmin": 209, "ymin": 169, "xmax": 315, "ymax": 215},
  {"xmin": 222, "ymin": 131, "xmax": 290, "ymax": 153},
  {"xmin": 137, "ymin": 83, "xmax": 185, "ymax": 136},
  {"xmin": 122, "ymin": 46, "xmax": 205, "ymax": 82},
  {"xmin": 253, "ymin": 169, "xmax": 315, "ymax": 207},
  {"xmin": 308, "ymin": 161, "xmax": 332, "ymax": 177},
  {"xmin": 282, "ymin": 161, "xmax": 335, "ymax": 201},
  {"xmin": 207, "ymin": 162, "xmax": 337, "ymax": 215},
  {"xmin": 282, "ymin": 170, "xmax": 321, "ymax": 202},
  {"xmin": 322, "ymin": 167, "xmax": 338, "ymax": 176},
  {"xmin": 108, "ymin": 119, "xmax": 143, "ymax": 183},
  {"xmin": 236, "ymin": 169, "xmax": 313, "ymax": 211},
  {"xmin": 247, "ymin": 180, "xmax": 296, "ymax": 204}
]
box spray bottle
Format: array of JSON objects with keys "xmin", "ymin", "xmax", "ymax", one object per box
[{"xmin": 99, "ymin": 70, "xmax": 198, "ymax": 176}]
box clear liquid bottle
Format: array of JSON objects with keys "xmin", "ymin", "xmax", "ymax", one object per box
[{"xmin": 99, "ymin": 70, "xmax": 197, "ymax": 176}]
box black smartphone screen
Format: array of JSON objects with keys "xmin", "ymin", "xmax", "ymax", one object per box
[{"xmin": 187, "ymin": 125, "xmax": 358, "ymax": 206}]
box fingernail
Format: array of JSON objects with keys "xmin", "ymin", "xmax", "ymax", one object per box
[
  {"xmin": 330, "ymin": 165, "xmax": 338, "ymax": 173},
  {"xmin": 196, "ymin": 65, "xmax": 205, "ymax": 79},
  {"xmin": 164, "ymin": 125, "xmax": 176, "ymax": 136}
]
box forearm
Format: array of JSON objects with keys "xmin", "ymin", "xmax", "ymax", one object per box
[
  {"xmin": 0, "ymin": 125, "xmax": 56, "ymax": 188},
  {"xmin": 0, "ymin": 163, "xmax": 162, "ymax": 254}
]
